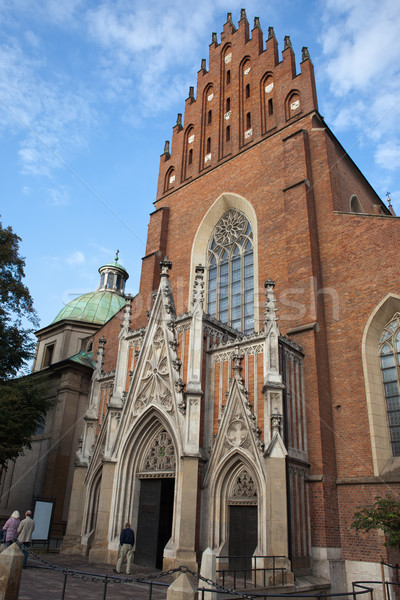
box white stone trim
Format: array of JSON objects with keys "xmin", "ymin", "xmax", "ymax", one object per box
[
  {"xmin": 362, "ymin": 293, "xmax": 400, "ymax": 474},
  {"xmin": 189, "ymin": 193, "xmax": 259, "ymax": 330}
]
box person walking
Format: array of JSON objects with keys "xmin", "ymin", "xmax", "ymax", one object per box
[
  {"xmin": 114, "ymin": 522, "xmax": 135, "ymax": 575},
  {"xmin": 17, "ymin": 510, "xmax": 35, "ymax": 567},
  {"xmin": 2, "ymin": 510, "xmax": 20, "ymax": 549}
]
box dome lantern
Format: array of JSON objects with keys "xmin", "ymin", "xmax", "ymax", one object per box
[{"xmin": 98, "ymin": 250, "xmax": 129, "ymax": 295}]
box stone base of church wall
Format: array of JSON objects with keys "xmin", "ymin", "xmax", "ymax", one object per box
[
  {"xmin": 344, "ymin": 560, "xmax": 390, "ymax": 600},
  {"xmin": 162, "ymin": 550, "xmax": 198, "ymax": 573},
  {"xmin": 60, "ymin": 535, "xmax": 85, "ymax": 556},
  {"xmin": 311, "ymin": 547, "xmax": 346, "ymax": 593}
]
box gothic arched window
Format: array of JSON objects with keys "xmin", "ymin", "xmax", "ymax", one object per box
[
  {"xmin": 207, "ymin": 209, "xmax": 254, "ymax": 333},
  {"xmin": 379, "ymin": 314, "xmax": 400, "ymax": 456}
]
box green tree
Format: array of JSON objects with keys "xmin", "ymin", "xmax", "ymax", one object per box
[
  {"xmin": 0, "ymin": 219, "xmax": 56, "ymax": 467},
  {"xmin": 0, "ymin": 219, "xmax": 39, "ymax": 379},
  {"xmin": 352, "ymin": 495, "xmax": 400, "ymax": 548},
  {"xmin": 0, "ymin": 375, "xmax": 56, "ymax": 469}
]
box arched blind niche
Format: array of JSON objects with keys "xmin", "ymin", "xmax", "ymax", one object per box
[{"xmin": 207, "ymin": 209, "xmax": 254, "ymax": 334}]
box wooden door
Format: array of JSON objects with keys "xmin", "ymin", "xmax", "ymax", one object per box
[
  {"xmin": 228, "ymin": 505, "xmax": 257, "ymax": 572},
  {"xmin": 135, "ymin": 478, "xmax": 175, "ymax": 568}
]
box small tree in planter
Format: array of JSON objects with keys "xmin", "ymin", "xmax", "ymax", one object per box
[{"xmin": 352, "ymin": 495, "xmax": 400, "ymax": 549}]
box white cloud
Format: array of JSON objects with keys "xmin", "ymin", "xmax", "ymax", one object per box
[
  {"xmin": 0, "ymin": 0, "xmax": 83, "ymax": 25},
  {"xmin": 47, "ymin": 186, "xmax": 70, "ymax": 206},
  {"xmin": 0, "ymin": 2, "xmax": 267, "ymax": 178},
  {"xmin": 320, "ymin": 0, "xmax": 400, "ymax": 95},
  {"xmin": 318, "ymin": 0, "xmax": 400, "ymax": 177},
  {"xmin": 66, "ymin": 250, "xmax": 85, "ymax": 265},
  {"xmin": 0, "ymin": 26, "xmax": 95, "ymax": 176},
  {"xmin": 85, "ymin": 1, "xmax": 251, "ymax": 115},
  {"xmin": 375, "ymin": 141, "xmax": 400, "ymax": 171},
  {"xmin": 90, "ymin": 242, "xmax": 115, "ymax": 257}
]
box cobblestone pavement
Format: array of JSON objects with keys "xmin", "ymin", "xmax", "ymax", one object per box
[{"xmin": 18, "ymin": 553, "xmax": 173, "ymax": 600}]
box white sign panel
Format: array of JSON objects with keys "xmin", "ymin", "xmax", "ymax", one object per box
[{"xmin": 32, "ymin": 500, "xmax": 54, "ymax": 541}]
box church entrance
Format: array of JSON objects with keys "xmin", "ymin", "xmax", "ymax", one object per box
[
  {"xmin": 135, "ymin": 478, "xmax": 175, "ymax": 568},
  {"xmin": 228, "ymin": 505, "xmax": 257, "ymax": 572}
]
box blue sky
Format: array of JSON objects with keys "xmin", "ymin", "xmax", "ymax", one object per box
[{"xmin": 1, "ymin": 0, "xmax": 400, "ymax": 330}]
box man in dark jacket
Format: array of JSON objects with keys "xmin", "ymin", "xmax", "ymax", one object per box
[{"xmin": 114, "ymin": 522, "xmax": 135, "ymax": 575}]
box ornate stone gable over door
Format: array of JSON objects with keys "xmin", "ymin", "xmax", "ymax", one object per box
[
  {"xmin": 203, "ymin": 372, "xmax": 265, "ymax": 488},
  {"xmin": 134, "ymin": 326, "xmax": 173, "ymax": 413},
  {"xmin": 113, "ymin": 259, "xmax": 186, "ymax": 460},
  {"xmin": 202, "ymin": 369, "xmax": 265, "ymax": 553}
]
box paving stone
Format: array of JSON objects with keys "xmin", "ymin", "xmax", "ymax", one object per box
[{"xmin": 18, "ymin": 553, "xmax": 172, "ymax": 600}]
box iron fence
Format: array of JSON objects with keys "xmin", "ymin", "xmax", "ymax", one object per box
[
  {"xmin": 18, "ymin": 544, "xmax": 379, "ymax": 600},
  {"xmin": 197, "ymin": 587, "xmax": 375, "ymax": 600},
  {"xmin": 216, "ymin": 555, "xmax": 287, "ymax": 588}
]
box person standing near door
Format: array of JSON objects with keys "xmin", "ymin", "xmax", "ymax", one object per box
[{"xmin": 114, "ymin": 522, "xmax": 135, "ymax": 575}]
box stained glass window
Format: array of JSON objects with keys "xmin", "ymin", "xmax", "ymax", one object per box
[
  {"xmin": 379, "ymin": 314, "xmax": 400, "ymax": 456},
  {"xmin": 207, "ymin": 209, "xmax": 254, "ymax": 333}
]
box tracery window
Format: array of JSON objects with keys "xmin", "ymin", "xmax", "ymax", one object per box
[
  {"xmin": 207, "ymin": 209, "xmax": 254, "ymax": 333},
  {"xmin": 231, "ymin": 469, "xmax": 257, "ymax": 500},
  {"xmin": 142, "ymin": 428, "xmax": 176, "ymax": 473},
  {"xmin": 379, "ymin": 314, "xmax": 400, "ymax": 456}
]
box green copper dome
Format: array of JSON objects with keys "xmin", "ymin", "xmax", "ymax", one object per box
[
  {"xmin": 52, "ymin": 290, "xmax": 126, "ymax": 325},
  {"xmin": 100, "ymin": 259, "xmax": 127, "ymax": 272}
]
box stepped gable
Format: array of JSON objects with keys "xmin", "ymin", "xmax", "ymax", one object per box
[{"xmin": 157, "ymin": 10, "xmax": 317, "ymax": 200}]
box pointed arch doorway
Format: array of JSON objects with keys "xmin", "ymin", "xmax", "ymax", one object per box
[
  {"xmin": 227, "ymin": 468, "xmax": 258, "ymax": 571},
  {"xmin": 135, "ymin": 428, "xmax": 176, "ymax": 568},
  {"xmin": 135, "ymin": 478, "xmax": 175, "ymax": 568}
]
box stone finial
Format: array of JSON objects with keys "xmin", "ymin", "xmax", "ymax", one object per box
[
  {"xmin": 227, "ymin": 12, "xmax": 233, "ymax": 24},
  {"xmin": 264, "ymin": 278, "xmax": 278, "ymax": 326},
  {"xmin": 160, "ymin": 256, "xmax": 172, "ymax": 277},
  {"xmin": 188, "ymin": 86, "xmax": 194, "ymax": 99},
  {"xmin": 96, "ymin": 336, "xmax": 106, "ymax": 371},
  {"xmin": 192, "ymin": 264, "xmax": 205, "ymax": 307},
  {"xmin": 121, "ymin": 298, "xmax": 131, "ymax": 330},
  {"xmin": 0, "ymin": 541, "xmax": 24, "ymax": 596},
  {"xmin": 268, "ymin": 26, "xmax": 276, "ymax": 40},
  {"xmin": 200, "ymin": 58, "xmax": 207, "ymax": 72},
  {"xmin": 284, "ymin": 35, "xmax": 292, "ymax": 50},
  {"xmin": 386, "ymin": 192, "xmax": 396, "ymax": 215},
  {"xmin": 211, "ymin": 32, "xmax": 218, "ymax": 44},
  {"xmin": 254, "ymin": 17, "xmax": 260, "ymax": 29},
  {"xmin": 271, "ymin": 408, "xmax": 282, "ymax": 435},
  {"xmin": 176, "ymin": 113, "xmax": 182, "ymax": 127},
  {"xmin": 164, "ymin": 140, "xmax": 170, "ymax": 155},
  {"xmin": 240, "ymin": 8, "xmax": 247, "ymax": 20},
  {"xmin": 232, "ymin": 346, "xmax": 244, "ymax": 379},
  {"xmin": 166, "ymin": 572, "xmax": 197, "ymax": 600},
  {"xmin": 302, "ymin": 46, "xmax": 310, "ymax": 61}
]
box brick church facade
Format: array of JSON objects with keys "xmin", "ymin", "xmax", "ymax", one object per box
[{"xmin": 9, "ymin": 10, "xmax": 399, "ymax": 589}]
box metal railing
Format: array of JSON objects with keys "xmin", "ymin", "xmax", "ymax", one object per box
[
  {"xmin": 19, "ymin": 543, "xmax": 170, "ymax": 600},
  {"xmin": 19, "ymin": 544, "xmax": 381, "ymax": 600},
  {"xmin": 216, "ymin": 555, "xmax": 287, "ymax": 589},
  {"xmin": 198, "ymin": 586, "xmax": 375, "ymax": 600},
  {"xmin": 57, "ymin": 568, "xmax": 169, "ymax": 600}
]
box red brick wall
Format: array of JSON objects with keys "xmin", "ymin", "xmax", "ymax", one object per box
[{"xmin": 92, "ymin": 17, "xmax": 400, "ymax": 563}]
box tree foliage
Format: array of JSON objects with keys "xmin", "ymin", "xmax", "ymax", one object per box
[
  {"xmin": 352, "ymin": 495, "xmax": 400, "ymax": 548},
  {"xmin": 0, "ymin": 219, "xmax": 39, "ymax": 380},
  {"xmin": 0, "ymin": 375, "xmax": 56, "ymax": 468}
]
